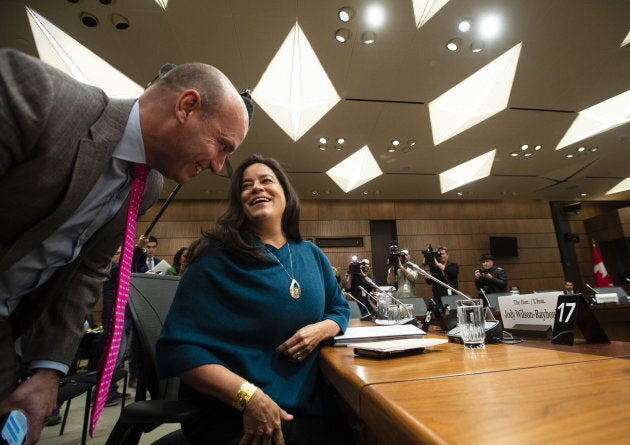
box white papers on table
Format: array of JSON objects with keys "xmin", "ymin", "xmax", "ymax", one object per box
[{"xmin": 333, "ymin": 324, "xmax": 425, "ymax": 345}]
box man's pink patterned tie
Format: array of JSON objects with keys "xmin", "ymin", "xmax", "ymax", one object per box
[{"xmin": 90, "ymin": 163, "xmax": 149, "ymax": 436}]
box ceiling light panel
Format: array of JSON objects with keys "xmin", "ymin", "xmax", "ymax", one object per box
[
  {"xmin": 326, "ymin": 145, "xmax": 383, "ymax": 193},
  {"xmin": 605, "ymin": 178, "xmax": 630, "ymax": 195},
  {"xmin": 252, "ymin": 22, "xmax": 341, "ymax": 142},
  {"xmin": 439, "ymin": 149, "xmax": 496, "ymax": 193},
  {"xmin": 555, "ymin": 90, "xmax": 630, "ymax": 150},
  {"xmin": 428, "ymin": 42, "xmax": 523, "ymax": 145},
  {"xmin": 26, "ymin": 7, "xmax": 143, "ymax": 98},
  {"xmin": 412, "ymin": 0, "xmax": 451, "ymax": 29}
]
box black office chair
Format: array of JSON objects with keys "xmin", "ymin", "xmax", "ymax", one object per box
[
  {"xmin": 106, "ymin": 274, "xmax": 198, "ymax": 445},
  {"xmin": 56, "ymin": 376, "xmax": 93, "ymax": 445}
]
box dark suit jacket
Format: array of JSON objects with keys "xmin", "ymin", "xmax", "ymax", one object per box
[{"xmin": 0, "ymin": 49, "xmax": 163, "ymax": 367}]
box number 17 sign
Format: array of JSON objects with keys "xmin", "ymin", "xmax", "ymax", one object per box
[{"xmin": 551, "ymin": 294, "xmax": 609, "ymax": 345}]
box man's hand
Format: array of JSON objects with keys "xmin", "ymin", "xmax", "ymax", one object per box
[
  {"xmin": 0, "ymin": 369, "xmax": 60, "ymax": 445},
  {"xmin": 136, "ymin": 235, "xmax": 149, "ymax": 249}
]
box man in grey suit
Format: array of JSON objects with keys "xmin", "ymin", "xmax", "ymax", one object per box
[{"xmin": 0, "ymin": 48, "xmax": 250, "ymax": 443}]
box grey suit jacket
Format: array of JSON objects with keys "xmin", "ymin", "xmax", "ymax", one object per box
[{"xmin": 0, "ymin": 49, "xmax": 163, "ymax": 367}]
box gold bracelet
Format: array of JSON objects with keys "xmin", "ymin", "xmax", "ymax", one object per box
[{"xmin": 232, "ymin": 381, "xmax": 257, "ymax": 412}]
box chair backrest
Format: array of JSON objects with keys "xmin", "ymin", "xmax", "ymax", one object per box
[
  {"xmin": 404, "ymin": 297, "xmax": 427, "ymax": 315},
  {"xmin": 128, "ymin": 273, "xmax": 181, "ymax": 401},
  {"xmin": 347, "ymin": 300, "xmax": 363, "ymax": 318},
  {"xmin": 485, "ymin": 292, "xmax": 512, "ymax": 310}
]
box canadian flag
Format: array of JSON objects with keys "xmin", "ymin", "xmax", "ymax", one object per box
[{"xmin": 592, "ymin": 242, "xmax": 612, "ymax": 287}]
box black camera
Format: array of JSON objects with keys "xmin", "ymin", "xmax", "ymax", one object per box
[
  {"xmin": 421, "ymin": 244, "xmax": 441, "ymax": 264},
  {"xmin": 349, "ymin": 255, "xmax": 362, "ymax": 275},
  {"xmin": 387, "ymin": 241, "xmax": 405, "ymax": 267}
]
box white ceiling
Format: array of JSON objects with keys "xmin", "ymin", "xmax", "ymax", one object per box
[{"xmin": 2, "ymin": 0, "xmax": 629, "ymax": 202}]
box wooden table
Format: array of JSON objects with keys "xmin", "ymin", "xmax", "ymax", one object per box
[{"xmin": 320, "ymin": 333, "xmax": 630, "ymax": 444}]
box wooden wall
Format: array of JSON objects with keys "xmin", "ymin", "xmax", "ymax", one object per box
[{"xmin": 137, "ymin": 199, "xmax": 569, "ymax": 298}]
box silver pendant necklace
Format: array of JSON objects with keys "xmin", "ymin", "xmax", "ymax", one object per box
[{"xmin": 264, "ymin": 242, "xmax": 301, "ymax": 299}]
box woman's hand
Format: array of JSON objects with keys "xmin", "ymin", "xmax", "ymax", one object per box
[
  {"xmin": 276, "ymin": 320, "xmax": 339, "ymax": 362},
  {"xmin": 239, "ymin": 390, "xmax": 293, "ymax": 445}
]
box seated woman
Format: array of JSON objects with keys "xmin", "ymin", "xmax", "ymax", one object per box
[{"xmin": 156, "ymin": 155, "xmax": 352, "ymax": 445}]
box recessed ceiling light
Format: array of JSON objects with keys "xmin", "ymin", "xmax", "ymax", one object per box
[
  {"xmin": 590, "ymin": 147, "xmax": 598, "ymax": 152},
  {"xmin": 510, "ymin": 152, "xmax": 519, "ymax": 156},
  {"xmin": 392, "ymin": 139, "xmax": 400, "ymax": 146},
  {"xmin": 407, "ymin": 139, "xmax": 416, "ymax": 146},
  {"xmin": 319, "ymin": 144, "xmax": 327, "ymax": 151},
  {"xmin": 534, "ymin": 145, "xmax": 542, "ymax": 150},
  {"xmin": 80, "ymin": 12, "xmax": 99, "ymax": 27},
  {"xmin": 446, "ymin": 37, "xmax": 462, "ymax": 51},
  {"xmin": 470, "ymin": 40, "xmax": 485, "ymax": 53},
  {"xmin": 361, "ymin": 31, "xmax": 376, "ymax": 45},
  {"xmin": 319, "ymin": 137, "xmax": 327, "ymax": 144},
  {"xmin": 335, "ymin": 28, "xmax": 352, "ymax": 43},
  {"xmin": 479, "ymin": 14, "xmax": 501, "ymax": 39},
  {"xmin": 577, "ymin": 146, "xmax": 585, "ymax": 152},
  {"xmin": 363, "ymin": 190, "xmax": 369, "ymax": 195},
  {"xmin": 524, "ymin": 152, "xmax": 532, "ymax": 157},
  {"xmin": 311, "ymin": 190, "xmax": 318, "ymax": 195},
  {"xmin": 566, "ymin": 154, "xmax": 574, "ymax": 158},
  {"xmin": 521, "ymin": 144, "xmax": 528, "ymax": 150},
  {"xmin": 338, "ymin": 6, "xmax": 354, "ymax": 23},
  {"xmin": 458, "ymin": 19, "xmax": 472, "ymax": 32},
  {"xmin": 335, "ymin": 145, "xmax": 343, "ymax": 151},
  {"xmin": 387, "ymin": 147, "xmax": 396, "ymax": 153},
  {"xmin": 457, "ymin": 192, "xmax": 463, "ymax": 196},
  {"xmin": 336, "ymin": 137, "xmax": 345, "ymax": 144},
  {"xmin": 366, "ymin": 5, "xmax": 385, "ymax": 27},
  {"xmin": 580, "ymin": 193, "xmax": 588, "ymax": 197}
]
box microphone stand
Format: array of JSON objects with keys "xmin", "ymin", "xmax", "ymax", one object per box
[
  {"xmin": 346, "ymin": 291, "xmax": 375, "ymax": 321},
  {"xmin": 359, "ymin": 287, "xmax": 417, "ymax": 326},
  {"xmin": 143, "ymin": 184, "xmax": 182, "ymax": 237},
  {"xmin": 419, "ymin": 268, "xmax": 471, "ymax": 330}
]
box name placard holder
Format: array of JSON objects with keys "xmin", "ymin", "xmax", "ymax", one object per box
[{"xmin": 551, "ymin": 294, "xmax": 610, "ymax": 345}]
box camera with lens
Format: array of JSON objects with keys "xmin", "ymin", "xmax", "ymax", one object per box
[
  {"xmin": 349, "ymin": 255, "xmax": 362, "ymax": 275},
  {"xmin": 421, "ymin": 244, "xmax": 441, "ymax": 264},
  {"xmin": 387, "ymin": 241, "xmax": 405, "ymax": 267}
]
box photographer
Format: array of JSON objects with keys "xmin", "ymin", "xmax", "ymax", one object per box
[
  {"xmin": 344, "ymin": 258, "xmax": 378, "ymax": 316},
  {"xmin": 422, "ymin": 246, "xmax": 459, "ymax": 310},
  {"xmin": 387, "ymin": 249, "xmax": 421, "ymax": 298},
  {"xmin": 474, "ymin": 254, "xmax": 508, "ymax": 302}
]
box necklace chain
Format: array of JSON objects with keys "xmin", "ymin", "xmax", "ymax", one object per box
[{"xmin": 264, "ymin": 243, "xmax": 301, "ymax": 299}]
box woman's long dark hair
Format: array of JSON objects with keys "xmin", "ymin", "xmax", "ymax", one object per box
[{"xmin": 191, "ymin": 154, "xmax": 302, "ymax": 263}]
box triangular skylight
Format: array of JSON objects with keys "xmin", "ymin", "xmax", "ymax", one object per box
[
  {"xmin": 252, "ymin": 22, "xmax": 340, "ymax": 142},
  {"xmin": 326, "ymin": 146, "xmax": 383, "ymax": 193},
  {"xmin": 605, "ymin": 178, "xmax": 630, "ymax": 195},
  {"xmin": 412, "ymin": 0, "xmax": 450, "ymax": 29},
  {"xmin": 154, "ymin": 0, "xmax": 169, "ymax": 11},
  {"xmin": 429, "ymin": 42, "xmax": 522, "ymax": 145},
  {"xmin": 621, "ymin": 29, "xmax": 630, "ymax": 47},
  {"xmin": 555, "ymin": 90, "xmax": 630, "ymax": 150},
  {"xmin": 26, "ymin": 6, "xmax": 143, "ymax": 98},
  {"xmin": 439, "ymin": 149, "xmax": 496, "ymax": 193}
]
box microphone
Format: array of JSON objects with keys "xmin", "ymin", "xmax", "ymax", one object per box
[
  {"xmin": 585, "ymin": 283, "xmax": 599, "ymax": 294},
  {"xmin": 346, "ymin": 291, "xmax": 375, "ymax": 321}
]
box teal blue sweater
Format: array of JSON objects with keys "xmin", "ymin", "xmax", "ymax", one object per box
[{"xmin": 156, "ymin": 240, "xmax": 349, "ymax": 415}]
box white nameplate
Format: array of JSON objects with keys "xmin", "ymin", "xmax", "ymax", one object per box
[
  {"xmin": 498, "ymin": 292, "xmax": 561, "ymax": 329},
  {"xmin": 595, "ymin": 293, "xmax": 619, "ymax": 304}
]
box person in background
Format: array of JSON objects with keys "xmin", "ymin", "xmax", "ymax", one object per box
[
  {"xmin": 132, "ymin": 235, "xmax": 162, "ymax": 273},
  {"xmin": 157, "ymin": 155, "xmax": 352, "ymax": 445},
  {"xmin": 510, "ymin": 284, "xmax": 520, "ymax": 294},
  {"xmin": 474, "ymin": 254, "xmax": 508, "ymax": 304},
  {"xmin": 387, "ymin": 249, "xmax": 421, "ymax": 298},
  {"xmin": 563, "ymin": 281, "xmax": 575, "ymax": 295},
  {"xmin": 165, "ymin": 247, "xmax": 188, "ymax": 276},
  {"xmin": 0, "ymin": 48, "xmax": 251, "ymax": 443},
  {"xmin": 344, "ymin": 258, "xmax": 378, "ymax": 316},
  {"xmin": 422, "ymin": 246, "xmax": 459, "ymax": 310}
]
